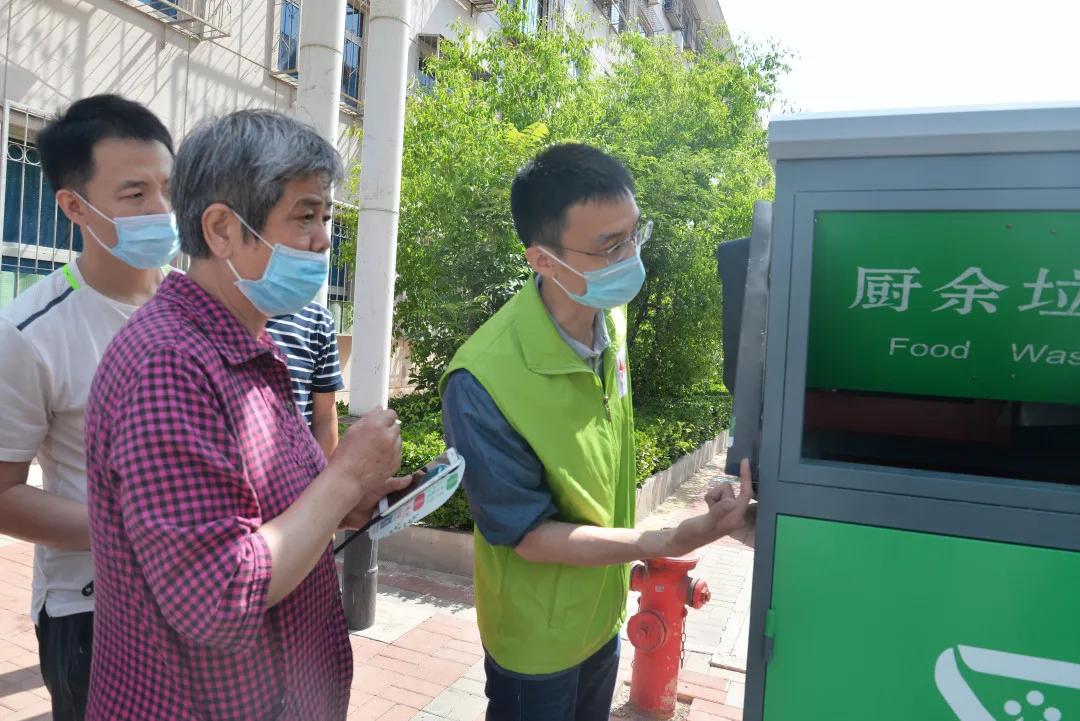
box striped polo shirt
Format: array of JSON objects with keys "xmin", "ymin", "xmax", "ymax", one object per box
[{"xmin": 265, "ymin": 302, "xmax": 344, "ymax": 427}]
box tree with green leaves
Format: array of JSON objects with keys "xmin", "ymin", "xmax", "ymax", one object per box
[{"xmin": 342, "ymin": 5, "xmax": 785, "ymax": 401}]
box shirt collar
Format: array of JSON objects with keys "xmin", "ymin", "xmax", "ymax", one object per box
[
  {"xmin": 535, "ymin": 276, "xmax": 611, "ymax": 363},
  {"xmin": 157, "ymin": 273, "xmax": 279, "ymax": 366},
  {"xmin": 517, "ymin": 275, "xmax": 615, "ymax": 376}
]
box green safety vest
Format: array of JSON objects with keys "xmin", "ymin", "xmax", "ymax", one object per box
[{"xmin": 440, "ymin": 278, "xmax": 637, "ymax": 675}]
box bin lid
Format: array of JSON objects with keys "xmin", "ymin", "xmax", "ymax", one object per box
[{"xmin": 768, "ymin": 102, "xmax": 1080, "ymax": 162}]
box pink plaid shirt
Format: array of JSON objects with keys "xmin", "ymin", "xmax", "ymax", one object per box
[{"xmin": 85, "ymin": 274, "xmax": 351, "ymax": 721}]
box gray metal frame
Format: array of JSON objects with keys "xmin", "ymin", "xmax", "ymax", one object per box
[
  {"xmin": 741, "ymin": 149, "xmax": 1080, "ymax": 721},
  {"xmin": 725, "ymin": 200, "xmax": 772, "ymax": 478}
]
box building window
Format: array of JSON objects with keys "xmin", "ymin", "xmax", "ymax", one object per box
[
  {"xmin": 328, "ymin": 203, "xmax": 357, "ymax": 335},
  {"xmin": 341, "ymin": 2, "xmax": 364, "ymax": 109},
  {"xmin": 277, "ymin": 0, "xmax": 301, "ymax": 77},
  {"xmin": 594, "ymin": 0, "xmax": 632, "ymax": 32},
  {"xmin": 417, "ymin": 35, "xmax": 440, "ymax": 91},
  {"xmin": 518, "ymin": 0, "xmax": 564, "ymax": 32},
  {"xmin": 137, "ymin": 0, "xmax": 179, "ymax": 20},
  {"xmin": 1, "ymin": 126, "xmax": 82, "ymax": 308},
  {"xmin": 2, "ymin": 142, "xmax": 83, "ymax": 252},
  {"xmin": 517, "ymin": 0, "xmax": 541, "ymax": 34},
  {"xmin": 276, "ymin": 1, "xmax": 365, "ymax": 109},
  {"xmin": 682, "ymin": 14, "xmax": 700, "ymax": 52}
]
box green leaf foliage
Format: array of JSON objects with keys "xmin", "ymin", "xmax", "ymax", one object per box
[{"xmin": 342, "ymin": 5, "xmax": 786, "ymax": 401}]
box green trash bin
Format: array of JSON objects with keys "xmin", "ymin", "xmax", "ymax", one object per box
[{"xmin": 735, "ymin": 104, "xmax": 1080, "ymax": 721}]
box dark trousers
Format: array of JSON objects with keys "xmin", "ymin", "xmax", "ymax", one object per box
[
  {"xmin": 35, "ymin": 609, "xmax": 93, "ymax": 721},
  {"xmin": 484, "ymin": 634, "xmax": 621, "ymax": 721}
]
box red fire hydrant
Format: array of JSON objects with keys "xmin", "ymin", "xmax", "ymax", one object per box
[{"xmin": 627, "ymin": 555, "xmax": 711, "ymax": 719}]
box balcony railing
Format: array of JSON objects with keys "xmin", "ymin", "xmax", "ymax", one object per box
[
  {"xmin": 594, "ymin": 0, "xmax": 638, "ymax": 32},
  {"xmin": 662, "ymin": 0, "xmax": 684, "ymax": 29},
  {"xmin": 115, "ymin": 0, "xmax": 231, "ymax": 40}
]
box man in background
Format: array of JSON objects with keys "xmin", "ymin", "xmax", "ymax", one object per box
[
  {"xmin": 0, "ymin": 94, "xmax": 176, "ymax": 720},
  {"xmin": 267, "ymin": 300, "xmax": 345, "ymax": 457}
]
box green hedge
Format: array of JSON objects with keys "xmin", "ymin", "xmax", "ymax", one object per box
[
  {"xmin": 633, "ymin": 393, "xmax": 733, "ymax": 482},
  {"xmin": 338, "ymin": 391, "xmax": 731, "ymax": 531}
]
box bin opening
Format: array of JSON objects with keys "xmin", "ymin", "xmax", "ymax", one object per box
[{"xmin": 802, "ymin": 389, "xmax": 1080, "ymax": 484}]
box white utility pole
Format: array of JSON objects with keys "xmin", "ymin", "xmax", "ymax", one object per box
[
  {"xmin": 295, "ymin": 0, "xmax": 347, "ymax": 307},
  {"xmin": 342, "ymin": 0, "xmax": 413, "ymax": 631}
]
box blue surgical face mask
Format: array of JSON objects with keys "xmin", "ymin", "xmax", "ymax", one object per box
[
  {"xmin": 77, "ymin": 193, "xmax": 180, "ymax": 269},
  {"xmin": 226, "ymin": 212, "xmax": 329, "ymax": 317},
  {"xmin": 541, "ymin": 246, "xmax": 646, "ymax": 310}
]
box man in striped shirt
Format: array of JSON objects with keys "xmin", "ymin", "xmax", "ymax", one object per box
[{"xmin": 266, "ymin": 301, "xmax": 345, "ymax": 457}]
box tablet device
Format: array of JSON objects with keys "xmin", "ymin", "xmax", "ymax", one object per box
[{"xmin": 333, "ymin": 448, "xmax": 465, "ymax": 553}]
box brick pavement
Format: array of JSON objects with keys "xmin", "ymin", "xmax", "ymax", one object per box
[
  {"xmin": 0, "ymin": 453, "xmax": 752, "ymax": 721},
  {"xmin": 0, "ymin": 537, "xmax": 51, "ymax": 721}
]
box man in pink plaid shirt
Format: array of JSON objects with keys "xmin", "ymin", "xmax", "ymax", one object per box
[{"xmin": 84, "ymin": 110, "xmax": 409, "ymax": 720}]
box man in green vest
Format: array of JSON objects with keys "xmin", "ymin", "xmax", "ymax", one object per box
[{"xmin": 440, "ymin": 143, "xmax": 754, "ymax": 721}]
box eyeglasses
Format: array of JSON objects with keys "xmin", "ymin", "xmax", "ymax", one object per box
[{"xmin": 561, "ymin": 220, "xmax": 653, "ymax": 267}]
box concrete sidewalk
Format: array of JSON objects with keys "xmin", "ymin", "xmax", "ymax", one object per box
[{"xmin": 0, "ymin": 453, "xmax": 753, "ymax": 721}]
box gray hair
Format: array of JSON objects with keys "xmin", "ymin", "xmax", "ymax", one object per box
[{"xmin": 171, "ymin": 109, "xmax": 344, "ymax": 258}]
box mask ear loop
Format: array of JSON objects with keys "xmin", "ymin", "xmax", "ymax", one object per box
[
  {"xmin": 225, "ymin": 258, "xmax": 245, "ymax": 282},
  {"xmin": 538, "ymin": 245, "xmax": 591, "ymax": 299},
  {"xmin": 232, "ymin": 211, "xmax": 275, "ymax": 251},
  {"xmin": 71, "ymin": 191, "xmax": 116, "ymax": 226},
  {"xmin": 226, "ymin": 210, "xmax": 277, "ymax": 282},
  {"xmin": 71, "ymin": 191, "xmax": 119, "ymax": 253},
  {"xmin": 539, "ymin": 245, "xmax": 586, "ymax": 279}
]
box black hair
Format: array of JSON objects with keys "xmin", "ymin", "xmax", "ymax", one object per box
[
  {"xmin": 37, "ymin": 94, "xmax": 174, "ymax": 192},
  {"xmin": 510, "ymin": 143, "xmax": 635, "ymax": 249}
]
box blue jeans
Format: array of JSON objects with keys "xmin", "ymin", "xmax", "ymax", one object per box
[{"xmin": 484, "ymin": 634, "xmax": 621, "ymax": 721}]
